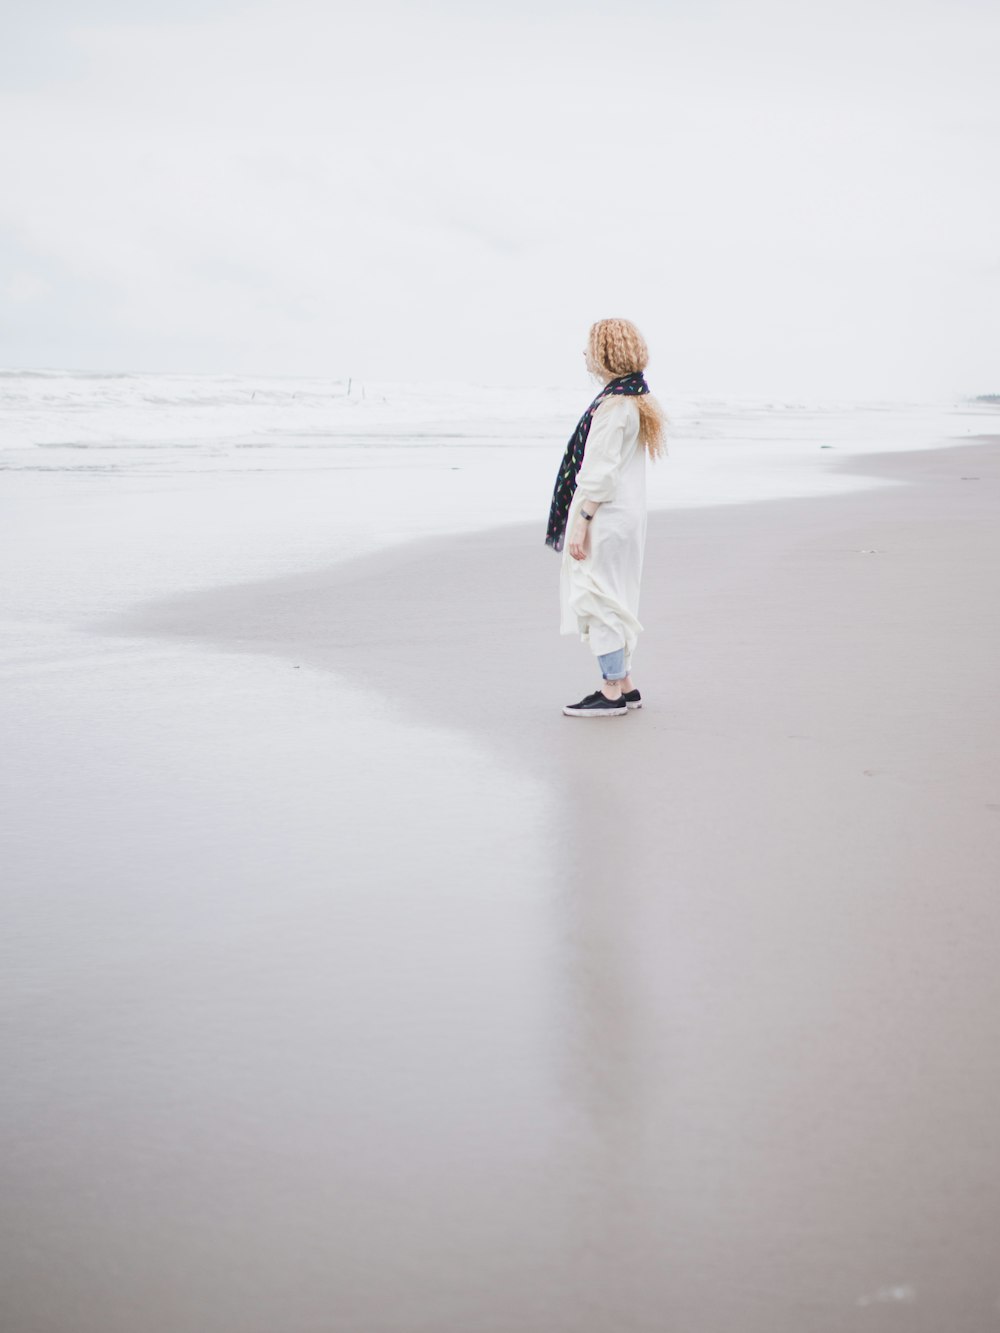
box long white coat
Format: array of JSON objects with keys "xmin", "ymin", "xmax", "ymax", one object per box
[{"xmin": 559, "ymin": 394, "xmax": 647, "ymax": 660}]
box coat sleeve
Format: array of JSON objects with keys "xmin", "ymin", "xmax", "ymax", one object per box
[{"xmin": 575, "ymin": 398, "xmax": 626, "ymax": 503}]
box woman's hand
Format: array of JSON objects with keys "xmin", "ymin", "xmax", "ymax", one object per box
[{"xmin": 568, "ymin": 517, "xmax": 590, "ymax": 561}]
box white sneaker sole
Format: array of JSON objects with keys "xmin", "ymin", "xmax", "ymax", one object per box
[
  {"xmin": 562, "ymin": 706, "xmax": 628, "ymax": 718},
  {"xmin": 625, "ymin": 700, "xmax": 642, "ymax": 710}
]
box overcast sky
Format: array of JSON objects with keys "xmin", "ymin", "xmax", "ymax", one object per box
[{"xmin": 1, "ymin": 0, "xmax": 997, "ymax": 396}]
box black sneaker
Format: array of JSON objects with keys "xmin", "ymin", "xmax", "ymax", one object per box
[
  {"xmin": 563, "ymin": 690, "xmax": 628, "ymax": 718},
  {"xmin": 622, "ymin": 688, "xmax": 642, "ymax": 710}
]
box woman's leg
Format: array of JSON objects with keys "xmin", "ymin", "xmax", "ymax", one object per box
[{"xmin": 597, "ymin": 645, "xmax": 627, "ymax": 698}]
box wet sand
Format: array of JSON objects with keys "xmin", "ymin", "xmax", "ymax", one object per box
[{"xmin": 7, "ymin": 435, "xmax": 1000, "ymax": 1331}]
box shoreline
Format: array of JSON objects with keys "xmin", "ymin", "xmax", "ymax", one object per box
[
  {"xmin": 100, "ymin": 432, "xmax": 1000, "ymax": 765},
  {"xmin": 98, "ymin": 433, "xmax": 1000, "ymax": 859}
]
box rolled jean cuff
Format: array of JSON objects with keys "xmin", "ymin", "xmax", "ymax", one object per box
[{"xmin": 598, "ymin": 646, "xmax": 627, "ymax": 681}]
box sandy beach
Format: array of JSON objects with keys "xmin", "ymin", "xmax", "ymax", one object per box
[
  {"xmin": 3, "ymin": 430, "xmax": 1000, "ymax": 1331},
  {"xmin": 6, "ymin": 0, "xmax": 998, "ymax": 1319}
]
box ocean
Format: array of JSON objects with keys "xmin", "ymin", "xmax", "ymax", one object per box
[{"xmin": 2, "ymin": 369, "xmax": 992, "ymax": 592}]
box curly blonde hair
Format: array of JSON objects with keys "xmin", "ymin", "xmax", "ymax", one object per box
[{"xmin": 586, "ymin": 318, "xmax": 667, "ymax": 459}]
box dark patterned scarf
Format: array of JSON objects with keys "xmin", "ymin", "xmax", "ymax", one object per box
[{"xmin": 544, "ymin": 370, "xmax": 650, "ymax": 551}]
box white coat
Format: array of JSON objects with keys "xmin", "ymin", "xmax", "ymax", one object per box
[{"xmin": 559, "ymin": 394, "xmax": 647, "ymax": 661}]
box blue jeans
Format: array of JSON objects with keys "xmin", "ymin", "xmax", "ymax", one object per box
[{"xmin": 598, "ymin": 646, "xmax": 627, "ymax": 681}]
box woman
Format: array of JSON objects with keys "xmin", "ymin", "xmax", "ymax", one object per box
[{"xmin": 545, "ymin": 318, "xmax": 667, "ymax": 718}]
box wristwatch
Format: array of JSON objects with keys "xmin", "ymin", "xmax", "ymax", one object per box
[{"xmin": 581, "ymin": 509, "xmax": 595, "ymax": 521}]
